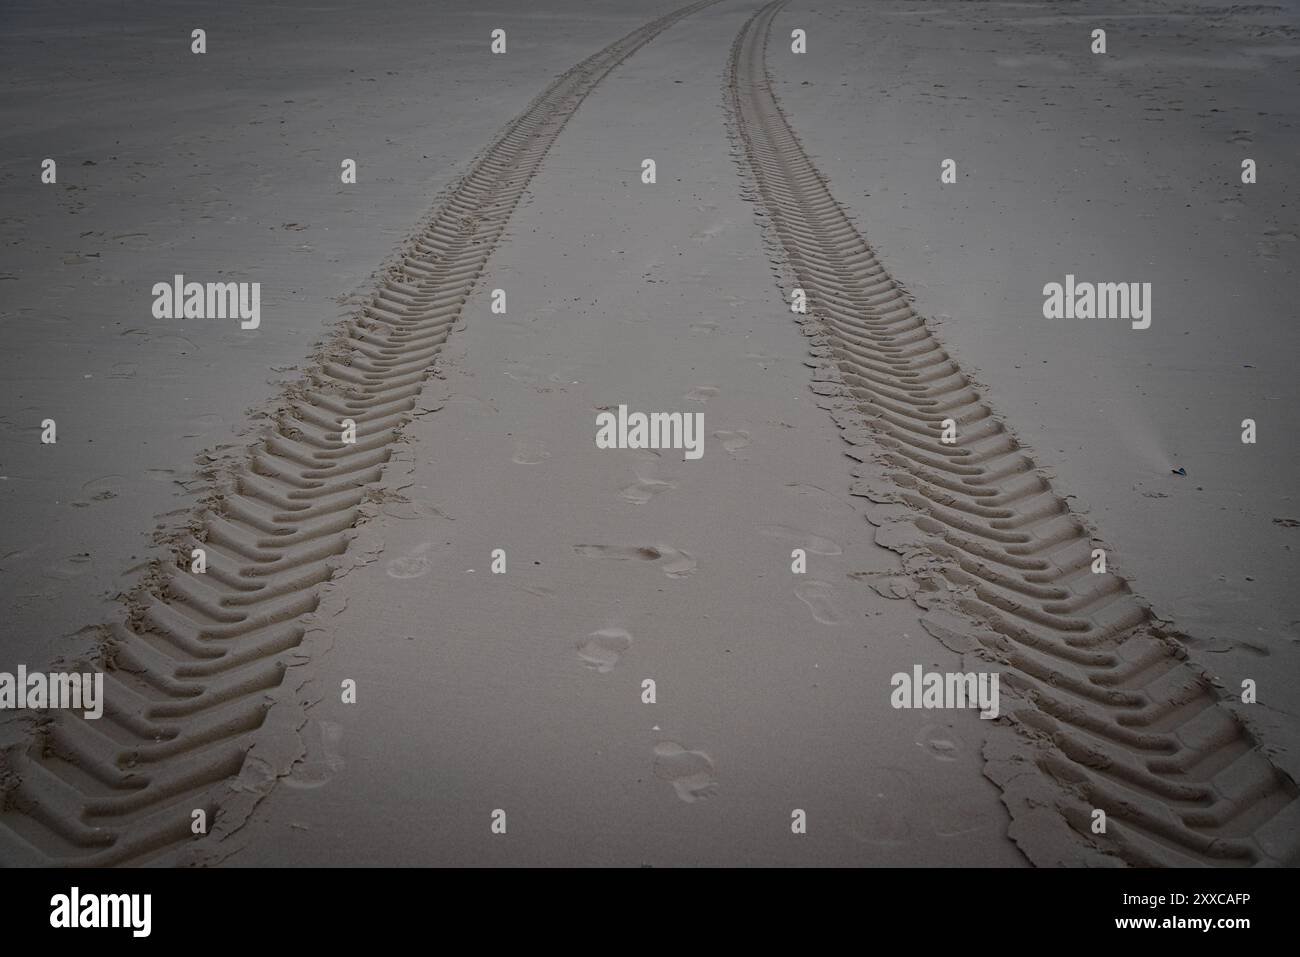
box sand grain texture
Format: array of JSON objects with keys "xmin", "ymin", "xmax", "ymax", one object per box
[
  {"xmin": 1, "ymin": 0, "xmax": 1296, "ymax": 868},
  {"xmin": 725, "ymin": 0, "xmax": 1300, "ymax": 866},
  {"xmin": 0, "ymin": 0, "xmax": 730, "ymax": 866}
]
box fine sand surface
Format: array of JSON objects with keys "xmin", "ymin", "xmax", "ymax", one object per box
[
  {"xmin": 771, "ymin": 0, "xmax": 1300, "ymax": 724},
  {"xmin": 1, "ymin": 0, "xmax": 1297, "ymax": 867},
  {"xmin": 0, "ymin": 0, "xmax": 685, "ymax": 717},
  {"xmin": 221, "ymin": 0, "xmax": 1020, "ymax": 866}
]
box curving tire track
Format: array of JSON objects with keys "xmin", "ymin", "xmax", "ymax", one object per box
[
  {"xmin": 727, "ymin": 0, "xmax": 1299, "ymax": 866},
  {"xmin": 0, "ymin": 0, "xmax": 722, "ymax": 866}
]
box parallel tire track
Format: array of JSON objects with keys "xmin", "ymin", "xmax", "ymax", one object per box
[
  {"xmin": 0, "ymin": 0, "xmax": 721, "ymax": 866},
  {"xmin": 728, "ymin": 0, "xmax": 1299, "ymax": 866}
]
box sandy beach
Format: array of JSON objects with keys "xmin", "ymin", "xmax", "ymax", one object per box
[{"xmin": 1, "ymin": 0, "xmax": 1297, "ymax": 867}]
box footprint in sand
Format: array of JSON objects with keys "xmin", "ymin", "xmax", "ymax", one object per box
[
  {"xmin": 574, "ymin": 543, "xmax": 696, "ymax": 578},
  {"xmin": 45, "ymin": 553, "xmax": 92, "ymax": 582},
  {"xmin": 386, "ymin": 542, "xmax": 436, "ymax": 579},
  {"xmin": 653, "ymin": 742, "xmax": 718, "ymax": 803},
  {"xmin": 1257, "ymin": 228, "xmax": 1297, "ymax": 262},
  {"xmin": 621, "ymin": 477, "xmax": 679, "ymax": 504},
  {"xmin": 502, "ymin": 359, "xmax": 541, "ymax": 386},
  {"xmin": 504, "ymin": 357, "xmax": 580, "ymax": 387},
  {"xmin": 915, "ymin": 723, "xmax": 961, "ymax": 763},
  {"xmin": 512, "ymin": 438, "xmax": 551, "ymax": 465},
  {"xmin": 713, "ymin": 429, "xmax": 751, "ymax": 455},
  {"xmin": 620, "ymin": 451, "xmax": 680, "ymax": 505},
  {"xmin": 284, "ymin": 720, "xmax": 346, "ymax": 789},
  {"xmin": 380, "ymin": 499, "xmax": 453, "ymax": 521},
  {"xmin": 73, "ymin": 474, "xmax": 124, "ymax": 507},
  {"xmin": 689, "ymin": 216, "xmax": 727, "ymax": 243},
  {"xmin": 795, "ymin": 580, "xmax": 844, "ymax": 625},
  {"xmin": 1216, "ymin": 195, "xmax": 1244, "ymax": 222},
  {"xmin": 184, "ymin": 411, "xmax": 224, "ymax": 436},
  {"xmin": 576, "ymin": 627, "xmax": 633, "ymax": 673},
  {"xmin": 685, "ymin": 386, "xmax": 719, "ymax": 403},
  {"xmin": 783, "ymin": 482, "xmax": 848, "ymax": 508},
  {"xmin": 759, "ymin": 524, "xmax": 842, "ymax": 556}
]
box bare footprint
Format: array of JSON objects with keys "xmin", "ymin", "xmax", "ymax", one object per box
[
  {"xmin": 685, "ymin": 386, "xmax": 719, "ymax": 403},
  {"xmin": 713, "ymin": 429, "xmax": 751, "ymax": 454},
  {"xmin": 1258, "ymin": 228, "xmax": 1297, "ymax": 261},
  {"xmin": 73, "ymin": 474, "xmax": 124, "ymax": 507},
  {"xmin": 1216, "ymin": 195, "xmax": 1244, "ymax": 222},
  {"xmin": 45, "ymin": 553, "xmax": 92, "ymax": 581},
  {"xmin": 915, "ymin": 723, "xmax": 961, "ymax": 763},
  {"xmin": 689, "ymin": 206, "xmax": 727, "ymax": 242},
  {"xmin": 503, "ymin": 360, "xmax": 540, "ymax": 385},
  {"xmin": 503, "ymin": 356, "xmax": 580, "ymax": 386},
  {"xmin": 380, "ymin": 500, "xmax": 453, "ymax": 521},
  {"xmin": 576, "ymin": 627, "xmax": 633, "ymax": 673},
  {"xmin": 621, "ymin": 477, "xmax": 679, "ymax": 504},
  {"xmin": 621, "ymin": 451, "xmax": 680, "ymax": 504},
  {"xmin": 795, "ymin": 580, "xmax": 844, "ymax": 625},
  {"xmin": 783, "ymin": 482, "xmax": 848, "ymax": 508},
  {"xmin": 759, "ymin": 524, "xmax": 842, "ymax": 556},
  {"xmin": 574, "ymin": 543, "xmax": 696, "ymax": 578},
  {"xmin": 386, "ymin": 542, "xmax": 436, "ymax": 579},
  {"xmin": 512, "ymin": 438, "xmax": 550, "ymax": 465},
  {"xmin": 653, "ymin": 742, "xmax": 718, "ymax": 803},
  {"xmin": 284, "ymin": 720, "xmax": 346, "ymax": 789}
]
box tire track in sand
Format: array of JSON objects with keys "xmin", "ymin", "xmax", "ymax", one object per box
[
  {"xmin": 0, "ymin": 0, "xmax": 722, "ymax": 866},
  {"xmin": 727, "ymin": 0, "xmax": 1299, "ymax": 866}
]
